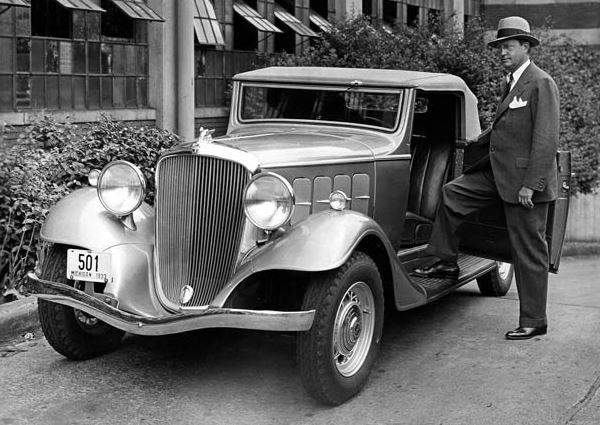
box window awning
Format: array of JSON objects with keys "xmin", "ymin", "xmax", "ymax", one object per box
[
  {"xmin": 394, "ymin": 0, "xmax": 443, "ymax": 10},
  {"xmin": 111, "ymin": 0, "xmax": 164, "ymax": 21},
  {"xmin": 55, "ymin": 0, "xmax": 105, "ymax": 12},
  {"xmin": 194, "ymin": 0, "xmax": 225, "ymax": 46},
  {"xmin": 0, "ymin": 0, "xmax": 30, "ymax": 7},
  {"xmin": 233, "ymin": 1, "xmax": 282, "ymax": 33},
  {"xmin": 309, "ymin": 11, "xmax": 333, "ymax": 33},
  {"xmin": 274, "ymin": 6, "xmax": 318, "ymax": 38}
]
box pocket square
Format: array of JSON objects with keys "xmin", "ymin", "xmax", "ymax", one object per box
[{"xmin": 509, "ymin": 96, "xmax": 528, "ymax": 109}]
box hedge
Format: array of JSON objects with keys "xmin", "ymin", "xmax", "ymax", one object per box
[
  {"xmin": 265, "ymin": 16, "xmax": 600, "ymax": 194},
  {"xmin": 0, "ymin": 116, "xmax": 180, "ymax": 298}
]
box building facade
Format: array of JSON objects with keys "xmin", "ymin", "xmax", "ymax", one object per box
[
  {"xmin": 481, "ymin": 0, "xmax": 600, "ymax": 45},
  {"xmin": 0, "ymin": 0, "xmax": 596, "ymax": 143}
]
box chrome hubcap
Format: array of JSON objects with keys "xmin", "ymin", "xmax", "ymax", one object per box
[{"xmin": 332, "ymin": 281, "xmax": 375, "ymax": 377}]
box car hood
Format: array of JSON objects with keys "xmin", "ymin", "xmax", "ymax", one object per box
[{"xmin": 203, "ymin": 127, "xmax": 395, "ymax": 167}]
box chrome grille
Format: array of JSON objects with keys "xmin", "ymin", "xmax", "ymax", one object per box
[{"xmin": 155, "ymin": 154, "xmax": 250, "ymax": 308}]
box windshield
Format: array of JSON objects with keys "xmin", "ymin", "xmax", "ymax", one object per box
[{"xmin": 240, "ymin": 84, "xmax": 403, "ymax": 130}]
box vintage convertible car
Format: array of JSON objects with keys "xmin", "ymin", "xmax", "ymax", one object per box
[{"xmin": 26, "ymin": 67, "xmax": 571, "ymax": 405}]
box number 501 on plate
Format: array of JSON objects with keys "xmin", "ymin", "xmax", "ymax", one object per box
[{"xmin": 66, "ymin": 249, "xmax": 112, "ymax": 283}]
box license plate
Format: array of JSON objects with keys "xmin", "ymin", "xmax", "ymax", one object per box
[{"xmin": 66, "ymin": 249, "xmax": 112, "ymax": 283}]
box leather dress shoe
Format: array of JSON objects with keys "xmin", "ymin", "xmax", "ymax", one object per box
[
  {"xmin": 505, "ymin": 326, "xmax": 547, "ymax": 340},
  {"xmin": 411, "ymin": 261, "xmax": 459, "ymax": 279}
]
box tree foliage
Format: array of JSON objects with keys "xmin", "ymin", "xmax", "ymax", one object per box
[
  {"xmin": 0, "ymin": 116, "xmax": 180, "ymax": 298},
  {"xmin": 265, "ymin": 16, "xmax": 600, "ymax": 193}
]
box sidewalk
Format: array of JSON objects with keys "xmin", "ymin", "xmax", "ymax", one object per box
[{"xmin": 0, "ymin": 296, "xmax": 39, "ymax": 345}]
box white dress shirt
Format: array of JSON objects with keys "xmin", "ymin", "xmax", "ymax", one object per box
[{"xmin": 508, "ymin": 59, "xmax": 531, "ymax": 90}]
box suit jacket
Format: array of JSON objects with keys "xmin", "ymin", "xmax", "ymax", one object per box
[{"xmin": 489, "ymin": 62, "xmax": 560, "ymax": 204}]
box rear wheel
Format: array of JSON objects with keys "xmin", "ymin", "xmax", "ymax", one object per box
[
  {"xmin": 297, "ymin": 252, "xmax": 384, "ymax": 405},
  {"xmin": 476, "ymin": 261, "xmax": 514, "ymax": 296},
  {"xmin": 38, "ymin": 244, "xmax": 124, "ymax": 360}
]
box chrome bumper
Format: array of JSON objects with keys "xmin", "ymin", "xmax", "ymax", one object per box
[{"xmin": 26, "ymin": 273, "xmax": 315, "ymax": 336}]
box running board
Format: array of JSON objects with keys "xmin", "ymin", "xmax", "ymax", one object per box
[{"xmin": 410, "ymin": 254, "xmax": 496, "ymax": 302}]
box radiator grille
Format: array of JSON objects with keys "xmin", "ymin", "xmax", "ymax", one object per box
[{"xmin": 155, "ymin": 154, "xmax": 250, "ymax": 308}]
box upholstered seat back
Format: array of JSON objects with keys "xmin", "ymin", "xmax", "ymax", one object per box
[{"xmin": 407, "ymin": 139, "xmax": 454, "ymax": 220}]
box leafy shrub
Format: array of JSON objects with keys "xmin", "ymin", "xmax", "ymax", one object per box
[
  {"xmin": 0, "ymin": 115, "xmax": 180, "ymax": 297},
  {"xmin": 265, "ymin": 16, "xmax": 600, "ymax": 193}
]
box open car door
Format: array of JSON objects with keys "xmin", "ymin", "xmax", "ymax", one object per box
[{"xmin": 457, "ymin": 129, "xmax": 571, "ymax": 273}]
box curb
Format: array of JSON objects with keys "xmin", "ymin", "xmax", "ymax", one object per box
[
  {"xmin": 0, "ymin": 297, "xmax": 40, "ymax": 345},
  {"xmin": 562, "ymin": 241, "xmax": 600, "ymax": 257}
]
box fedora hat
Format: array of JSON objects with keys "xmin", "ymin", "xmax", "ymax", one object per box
[{"xmin": 488, "ymin": 16, "xmax": 539, "ymax": 48}]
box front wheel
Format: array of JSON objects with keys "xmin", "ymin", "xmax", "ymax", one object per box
[
  {"xmin": 297, "ymin": 252, "xmax": 384, "ymax": 405},
  {"xmin": 476, "ymin": 261, "xmax": 514, "ymax": 296},
  {"xmin": 38, "ymin": 244, "xmax": 124, "ymax": 360}
]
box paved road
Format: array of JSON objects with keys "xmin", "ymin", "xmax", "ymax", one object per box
[{"xmin": 1, "ymin": 256, "xmax": 599, "ymax": 425}]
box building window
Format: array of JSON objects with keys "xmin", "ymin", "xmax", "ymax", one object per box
[
  {"xmin": 31, "ymin": 0, "xmax": 71, "ymax": 38},
  {"xmin": 274, "ymin": 2, "xmax": 318, "ymax": 53},
  {"xmin": 363, "ymin": 0, "xmax": 372, "ymax": 17},
  {"xmin": 407, "ymin": 5, "xmax": 419, "ymax": 27},
  {"xmin": 194, "ymin": 49, "xmax": 263, "ymax": 108},
  {"xmin": 383, "ymin": 0, "xmax": 397, "ymax": 26},
  {"xmin": 232, "ymin": 0, "xmax": 282, "ymax": 51},
  {"xmin": 0, "ymin": 0, "xmax": 160, "ymax": 112},
  {"xmin": 428, "ymin": 9, "xmax": 441, "ymax": 34},
  {"xmin": 310, "ymin": 0, "xmax": 327, "ymax": 18}
]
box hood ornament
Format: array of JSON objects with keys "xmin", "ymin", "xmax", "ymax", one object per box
[{"xmin": 192, "ymin": 127, "xmax": 215, "ymax": 154}]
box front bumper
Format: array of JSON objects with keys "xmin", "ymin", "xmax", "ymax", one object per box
[{"xmin": 26, "ymin": 273, "xmax": 315, "ymax": 336}]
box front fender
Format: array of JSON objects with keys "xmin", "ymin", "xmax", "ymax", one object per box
[
  {"xmin": 40, "ymin": 187, "xmax": 154, "ymax": 251},
  {"xmin": 247, "ymin": 210, "xmax": 393, "ymax": 272},
  {"xmin": 212, "ymin": 209, "xmax": 426, "ymax": 308}
]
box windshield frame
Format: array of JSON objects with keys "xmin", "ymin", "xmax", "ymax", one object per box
[{"xmin": 237, "ymin": 82, "xmax": 405, "ymax": 134}]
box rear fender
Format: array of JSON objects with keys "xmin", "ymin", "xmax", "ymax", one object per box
[{"xmin": 40, "ymin": 187, "xmax": 154, "ymax": 251}]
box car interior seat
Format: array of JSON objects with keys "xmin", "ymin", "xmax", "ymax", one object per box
[{"xmin": 401, "ymin": 94, "xmax": 456, "ymax": 246}]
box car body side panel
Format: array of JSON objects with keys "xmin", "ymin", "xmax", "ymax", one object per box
[
  {"xmin": 268, "ymin": 162, "xmax": 376, "ymax": 218},
  {"xmin": 374, "ymin": 157, "xmax": 411, "ymax": 251}
]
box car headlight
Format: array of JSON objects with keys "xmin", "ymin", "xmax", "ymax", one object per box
[
  {"xmin": 97, "ymin": 160, "xmax": 146, "ymax": 216},
  {"xmin": 244, "ymin": 172, "xmax": 294, "ymax": 230}
]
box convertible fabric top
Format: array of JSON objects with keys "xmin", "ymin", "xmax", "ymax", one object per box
[{"xmin": 234, "ymin": 66, "xmax": 482, "ymax": 140}]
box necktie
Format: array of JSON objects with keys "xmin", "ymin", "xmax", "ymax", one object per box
[{"xmin": 502, "ymin": 73, "xmax": 513, "ymax": 102}]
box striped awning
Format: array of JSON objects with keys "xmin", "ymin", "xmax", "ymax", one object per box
[
  {"xmin": 309, "ymin": 11, "xmax": 333, "ymax": 33},
  {"xmin": 233, "ymin": 1, "xmax": 282, "ymax": 33},
  {"xmin": 274, "ymin": 6, "xmax": 319, "ymax": 37},
  {"xmin": 55, "ymin": 0, "xmax": 105, "ymax": 12},
  {"xmin": 0, "ymin": 0, "xmax": 30, "ymax": 7},
  {"xmin": 393, "ymin": 0, "xmax": 443, "ymax": 10},
  {"xmin": 194, "ymin": 0, "xmax": 225, "ymax": 46},
  {"xmin": 110, "ymin": 0, "xmax": 164, "ymax": 21}
]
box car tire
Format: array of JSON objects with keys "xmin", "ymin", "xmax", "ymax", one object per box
[
  {"xmin": 37, "ymin": 244, "xmax": 124, "ymax": 360},
  {"xmin": 476, "ymin": 261, "xmax": 514, "ymax": 296},
  {"xmin": 297, "ymin": 251, "xmax": 384, "ymax": 405}
]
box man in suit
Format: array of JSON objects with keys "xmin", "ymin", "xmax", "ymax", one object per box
[{"xmin": 412, "ymin": 16, "xmax": 560, "ymax": 340}]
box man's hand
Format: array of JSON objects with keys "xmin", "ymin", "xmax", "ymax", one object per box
[{"xmin": 518, "ymin": 186, "xmax": 534, "ymax": 208}]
